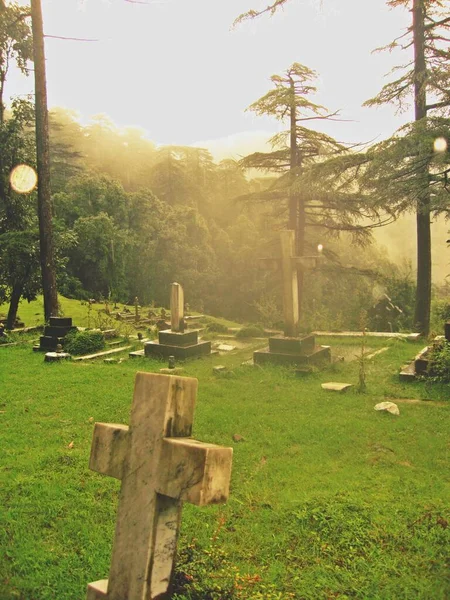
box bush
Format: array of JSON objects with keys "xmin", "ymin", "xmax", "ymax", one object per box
[
  {"xmin": 427, "ymin": 340, "xmax": 450, "ymax": 382},
  {"xmin": 236, "ymin": 325, "xmax": 264, "ymax": 338},
  {"xmin": 64, "ymin": 330, "xmax": 105, "ymax": 356},
  {"xmin": 206, "ymin": 321, "xmax": 229, "ymax": 334}
]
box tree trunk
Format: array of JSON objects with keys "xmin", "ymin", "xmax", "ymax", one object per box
[
  {"xmin": 289, "ymin": 83, "xmax": 298, "ymax": 232},
  {"xmin": 412, "ymin": 0, "xmax": 431, "ymax": 336},
  {"xmin": 31, "ymin": 0, "xmax": 58, "ymax": 321},
  {"xmin": 289, "ymin": 77, "xmax": 305, "ymax": 326},
  {"xmin": 6, "ymin": 283, "xmax": 22, "ymax": 330}
]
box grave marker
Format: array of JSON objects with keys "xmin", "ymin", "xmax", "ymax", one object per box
[
  {"xmin": 254, "ymin": 230, "xmax": 331, "ymax": 366},
  {"xmin": 87, "ymin": 372, "xmax": 232, "ymax": 600},
  {"xmin": 144, "ymin": 283, "xmax": 211, "ymax": 359}
]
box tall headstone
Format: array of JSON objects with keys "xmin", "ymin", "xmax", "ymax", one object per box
[
  {"xmin": 170, "ymin": 283, "xmax": 184, "ymax": 332},
  {"xmin": 86, "ymin": 372, "xmax": 232, "ymax": 600},
  {"xmin": 254, "ymin": 230, "xmax": 331, "ymax": 366},
  {"xmin": 145, "ymin": 283, "xmax": 210, "ymax": 360}
]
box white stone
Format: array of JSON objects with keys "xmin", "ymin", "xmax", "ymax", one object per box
[
  {"xmin": 374, "ymin": 401, "xmax": 400, "ymax": 416},
  {"xmin": 321, "ymin": 382, "xmax": 353, "ymax": 392},
  {"xmin": 217, "ymin": 344, "xmax": 235, "ymax": 352}
]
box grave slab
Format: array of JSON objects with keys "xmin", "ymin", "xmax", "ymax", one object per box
[{"xmin": 321, "ymin": 382, "xmax": 353, "ymax": 392}]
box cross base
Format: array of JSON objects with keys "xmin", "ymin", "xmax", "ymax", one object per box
[
  {"xmin": 145, "ymin": 339, "xmax": 211, "ymax": 360},
  {"xmin": 253, "ymin": 335, "xmax": 331, "ymax": 367}
]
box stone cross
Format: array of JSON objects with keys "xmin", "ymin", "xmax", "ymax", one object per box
[
  {"xmin": 86, "ymin": 372, "xmax": 233, "ymax": 600},
  {"xmin": 170, "ymin": 282, "xmax": 184, "ymax": 332},
  {"xmin": 261, "ymin": 230, "xmax": 320, "ymax": 337}
]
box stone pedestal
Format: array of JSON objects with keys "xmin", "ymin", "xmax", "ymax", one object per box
[
  {"xmin": 33, "ymin": 317, "xmax": 76, "ymax": 352},
  {"xmin": 253, "ymin": 334, "xmax": 331, "ymax": 367},
  {"xmin": 144, "ymin": 329, "xmax": 211, "ymax": 360}
]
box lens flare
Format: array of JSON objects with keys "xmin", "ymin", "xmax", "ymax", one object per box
[
  {"xmin": 10, "ymin": 164, "xmax": 38, "ymax": 194},
  {"xmin": 434, "ymin": 137, "xmax": 447, "ymax": 153}
]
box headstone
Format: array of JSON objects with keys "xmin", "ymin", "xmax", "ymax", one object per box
[
  {"xmin": 145, "ymin": 283, "xmax": 211, "ymax": 360},
  {"xmin": 253, "ymin": 231, "xmax": 330, "ymax": 367},
  {"xmin": 170, "ymin": 283, "xmax": 184, "ymax": 332},
  {"xmin": 134, "ymin": 296, "xmax": 140, "ymax": 323},
  {"xmin": 33, "ymin": 316, "xmax": 77, "ymax": 352},
  {"xmin": 86, "ymin": 372, "xmax": 232, "ymax": 600}
]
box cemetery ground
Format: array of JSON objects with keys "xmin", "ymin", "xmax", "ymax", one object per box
[{"xmin": 1, "ymin": 302, "xmax": 449, "ymax": 599}]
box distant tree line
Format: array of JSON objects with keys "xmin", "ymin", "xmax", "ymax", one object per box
[{"xmin": 1, "ymin": 0, "xmax": 449, "ymax": 334}]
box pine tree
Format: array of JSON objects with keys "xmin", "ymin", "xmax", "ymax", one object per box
[
  {"xmin": 31, "ymin": 0, "xmax": 59, "ymax": 321},
  {"xmin": 240, "ymin": 63, "xmax": 353, "ymax": 312},
  {"xmin": 364, "ymin": 0, "xmax": 450, "ymax": 336}
]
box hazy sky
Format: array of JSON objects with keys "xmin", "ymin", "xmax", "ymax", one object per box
[{"xmin": 7, "ymin": 0, "xmax": 412, "ymax": 153}]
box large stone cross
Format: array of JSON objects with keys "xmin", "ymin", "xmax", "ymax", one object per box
[
  {"xmin": 261, "ymin": 230, "xmax": 320, "ymax": 337},
  {"xmin": 86, "ymin": 372, "xmax": 233, "ymax": 600},
  {"xmin": 170, "ymin": 282, "xmax": 184, "ymax": 332}
]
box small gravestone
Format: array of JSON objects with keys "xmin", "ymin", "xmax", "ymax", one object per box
[
  {"xmin": 34, "ymin": 316, "xmax": 77, "ymax": 352},
  {"xmin": 253, "ymin": 231, "xmax": 330, "ymax": 367},
  {"xmin": 144, "ymin": 283, "xmax": 211, "ymax": 360},
  {"xmin": 86, "ymin": 372, "xmax": 232, "ymax": 600}
]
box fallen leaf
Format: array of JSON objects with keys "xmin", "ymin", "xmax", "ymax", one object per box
[{"xmin": 68, "ymin": 441, "xmax": 74, "ymax": 449}]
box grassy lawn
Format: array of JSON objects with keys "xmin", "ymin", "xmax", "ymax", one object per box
[{"xmin": 0, "ymin": 321, "xmax": 449, "ymax": 599}]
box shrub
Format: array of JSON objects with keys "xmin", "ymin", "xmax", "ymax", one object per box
[
  {"xmin": 426, "ymin": 340, "xmax": 450, "ymax": 382},
  {"xmin": 206, "ymin": 321, "xmax": 229, "ymax": 334},
  {"xmin": 64, "ymin": 330, "xmax": 105, "ymax": 356},
  {"xmin": 236, "ymin": 325, "xmax": 264, "ymax": 338}
]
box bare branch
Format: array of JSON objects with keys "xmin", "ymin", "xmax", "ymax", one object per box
[
  {"xmin": 45, "ymin": 35, "xmax": 99, "ymax": 42},
  {"xmin": 232, "ymin": 0, "xmax": 289, "ymax": 27}
]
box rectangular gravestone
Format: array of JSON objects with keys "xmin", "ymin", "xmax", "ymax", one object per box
[{"xmin": 86, "ymin": 372, "xmax": 232, "ymax": 600}]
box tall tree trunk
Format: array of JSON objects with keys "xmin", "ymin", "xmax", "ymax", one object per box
[
  {"xmin": 289, "ymin": 77, "xmax": 305, "ymax": 328},
  {"xmin": 289, "ymin": 80, "xmax": 298, "ymax": 233},
  {"xmin": 30, "ymin": 0, "xmax": 58, "ymax": 321},
  {"xmin": 412, "ymin": 0, "xmax": 431, "ymax": 336},
  {"xmin": 6, "ymin": 283, "xmax": 22, "ymax": 330}
]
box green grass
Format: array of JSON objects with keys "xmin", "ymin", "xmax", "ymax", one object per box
[
  {"xmin": 0, "ymin": 330, "xmax": 449, "ymax": 599},
  {"xmin": 0, "ymin": 296, "xmax": 243, "ymax": 331}
]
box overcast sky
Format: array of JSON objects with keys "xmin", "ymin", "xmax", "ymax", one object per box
[{"xmin": 6, "ymin": 0, "xmax": 413, "ymax": 154}]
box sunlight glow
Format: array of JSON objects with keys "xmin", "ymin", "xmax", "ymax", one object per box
[
  {"xmin": 10, "ymin": 164, "xmax": 38, "ymax": 194},
  {"xmin": 317, "ymin": 244, "xmax": 323, "ymax": 253},
  {"xmin": 434, "ymin": 137, "xmax": 447, "ymax": 153}
]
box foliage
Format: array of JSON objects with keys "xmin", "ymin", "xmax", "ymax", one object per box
[
  {"xmin": 426, "ymin": 340, "xmax": 450, "ymax": 382},
  {"xmin": 63, "ymin": 329, "xmax": 105, "ymax": 355},
  {"xmin": 236, "ymin": 324, "xmax": 264, "ymax": 338},
  {"xmin": 205, "ymin": 321, "xmax": 229, "ymax": 334}
]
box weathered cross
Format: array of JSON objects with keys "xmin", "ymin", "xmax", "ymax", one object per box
[
  {"xmin": 170, "ymin": 282, "xmax": 184, "ymax": 332},
  {"xmin": 261, "ymin": 230, "xmax": 321, "ymax": 337},
  {"xmin": 86, "ymin": 372, "xmax": 233, "ymax": 600}
]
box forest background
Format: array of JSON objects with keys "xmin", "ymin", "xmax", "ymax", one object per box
[{"xmin": 1, "ymin": 0, "xmax": 450, "ymax": 334}]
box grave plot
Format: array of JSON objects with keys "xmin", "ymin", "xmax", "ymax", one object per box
[
  {"xmin": 144, "ymin": 283, "xmax": 211, "ymax": 360},
  {"xmin": 400, "ymin": 320, "xmax": 450, "ymax": 381},
  {"xmin": 253, "ymin": 231, "xmax": 331, "ymax": 367}
]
